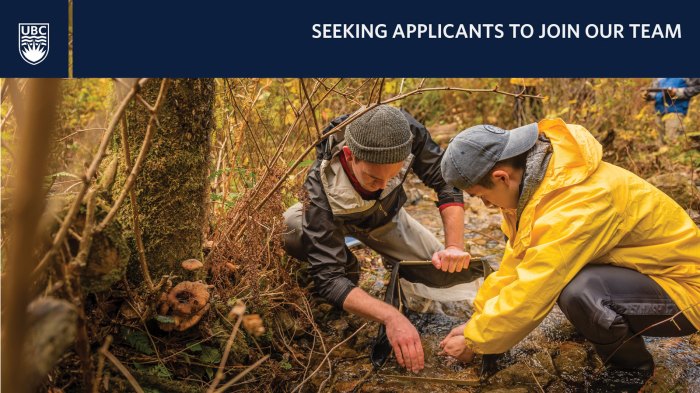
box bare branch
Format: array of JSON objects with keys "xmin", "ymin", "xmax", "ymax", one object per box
[
  {"xmin": 92, "ymin": 336, "xmax": 113, "ymax": 393},
  {"xmin": 300, "ymin": 78, "xmax": 322, "ymax": 139},
  {"xmin": 96, "ymin": 79, "xmax": 170, "ymax": 232},
  {"xmin": 291, "ymin": 323, "xmax": 368, "ymax": 393},
  {"xmin": 33, "ymin": 78, "xmax": 143, "ymax": 278},
  {"xmin": 207, "ymin": 303, "xmax": 246, "ymax": 393},
  {"xmin": 101, "ymin": 348, "xmax": 145, "ymax": 393},
  {"xmin": 213, "ymin": 355, "xmax": 270, "ymax": 393}
]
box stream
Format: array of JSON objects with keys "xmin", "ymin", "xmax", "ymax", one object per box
[{"xmin": 306, "ymin": 178, "xmax": 700, "ymax": 393}]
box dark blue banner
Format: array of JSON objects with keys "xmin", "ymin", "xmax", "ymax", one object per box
[
  {"xmin": 1, "ymin": 0, "xmax": 698, "ymax": 77},
  {"xmin": 1, "ymin": 0, "xmax": 69, "ymax": 77}
]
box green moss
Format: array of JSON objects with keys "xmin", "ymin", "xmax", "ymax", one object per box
[
  {"xmin": 81, "ymin": 209, "xmax": 130, "ymax": 293},
  {"xmin": 114, "ymin": 79, "xmax": 214, "ymax": 286}
]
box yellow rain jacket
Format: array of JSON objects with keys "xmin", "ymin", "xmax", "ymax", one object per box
[{"xmin": 464, "ymin": 118, "xmax": 700, "ymax": 354}]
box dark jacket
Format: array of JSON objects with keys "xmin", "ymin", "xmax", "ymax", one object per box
[{"xmin": 301, "ymin": 109, "xmax": 464, "ymax": 308}]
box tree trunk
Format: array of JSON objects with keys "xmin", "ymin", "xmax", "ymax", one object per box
[{"xmin": 116, "ymin": 79, "xmax": 214, "ymax": 286}]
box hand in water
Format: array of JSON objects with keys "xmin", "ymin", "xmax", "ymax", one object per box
[
  {"xmin": 439, "ymin": 323, "xmax": 475, "ymax": 363},
  {"xmin": 385, "ymin": 313, "xmax": 425, "ymax": 373}
]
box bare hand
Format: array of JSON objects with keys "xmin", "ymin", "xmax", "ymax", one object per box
[
  {"xmin": 439, "ymin": 323, "xmax": 473, "ymax": 362},
  {"xmin": 432, "ymin": 246, "xmax": 470, "ymax": 273},
  {"xmin": 440, "ymin": 322, "xmax": 467, "ymax": 345},
  {"xmin": 385, "ymin": 313, "xmax": 424, "ymax": 373},
  {"xmin": 439, "ymin": 335, "xmax": 475, "ymax": 363}
]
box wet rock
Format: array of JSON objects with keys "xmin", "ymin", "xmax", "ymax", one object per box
[
  {"xmin": 489, "ymin": 361, "xmax": 554, "ymax": 389},
  {"xmin": 275, "ymin": 309, "xmax": 299, "ymax": 337},
  {"xmin": 329, "ymin": 318, "xmax": 349, "ymax": 334},
  {"xmin": 333, "ymin": 381, "xmax": 359, "ymax": 393},
  {"xmin": 482, "ymin": 388, "xmax": 530, "ymax": 393},
  {"xmin": 637, "ymin": 365, "xmax": 679, "ymax": 393},
  {"xmin": 317, "ymin": 302, "xmax": 334, "ymax": 314},
  {"xmin": 312, "ymin": 302, "xmax": 338, "ymax": 321},
  {"xmin": 545, "ymin": 380, "xmax": 569, "ymax": 393},
  {"xmin": 352, "ymin": 330, "xmax": 372, "ymax": 350},
  {"xmin": 531, "ymin": 351, "xmax": 557, "ymax": 376},
  {"xmin": 553, "ymin": 342, "xmax": 588, "ymax": 383},
  {"xmin": 689, "ymin": 331, "xmax": 700, "ymax": 347},
  {"xmin": 334, "ymin": 347, "xmax": 360, "ymax": 359}
]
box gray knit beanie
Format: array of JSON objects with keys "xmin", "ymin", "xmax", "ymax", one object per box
[{"xmin": 345, "ymin": 105, "xmax": 413, "ymax": 164}]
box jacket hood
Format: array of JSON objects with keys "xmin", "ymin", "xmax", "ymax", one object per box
[
  {"xmin": 538, "ymin": 118, "xmax": 602, "ymax": 192},
  {"xmin": 503, "ymin": 118, "xmax": 603, "ymax": 256}
]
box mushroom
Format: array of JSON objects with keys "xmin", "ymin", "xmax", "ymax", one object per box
[
  {"xmin": 181, "ymin": 259, "xmax": 204, "ymax": 271},
  {"xmin": 156, "ymin": 281, "xmax": 210, "ymax": 331},
  {"xmin": 242, "ymin": 314, "xmax": 265, "ymax": 337}
]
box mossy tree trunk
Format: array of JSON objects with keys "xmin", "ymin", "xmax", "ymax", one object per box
[{"xmin": 115, "ymin": 79, "xmax": 214, "ymax": 286}]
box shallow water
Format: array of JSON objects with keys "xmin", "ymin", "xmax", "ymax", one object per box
[{"xmin": 318, "ymin": 181, "xmax": 700, "ymax": 392}]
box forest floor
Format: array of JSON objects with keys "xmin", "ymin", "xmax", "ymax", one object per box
[{"xmin": 300, "ymin": 176, "xmax": 700, "ymax": 393}]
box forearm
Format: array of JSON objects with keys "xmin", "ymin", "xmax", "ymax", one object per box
[
  {"xmin": 440, "ymin": 205, "xmax": 465, "ymax": 249},
  {"xmin": 343, "ymin": 287, "xmax": 403, "ymax": 325}
]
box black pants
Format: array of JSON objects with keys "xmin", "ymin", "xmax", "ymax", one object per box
[{"xmin": 557, "ymin": 265, "xmax": 697, "ymax": 369}]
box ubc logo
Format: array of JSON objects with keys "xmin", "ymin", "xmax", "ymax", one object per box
[{"xmin": 19, "ymin": 23, "xmax": 49, "ymax": 65}]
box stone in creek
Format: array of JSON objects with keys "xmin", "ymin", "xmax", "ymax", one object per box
[{"xmin": 553, "ymin": 342, "xmax": 588, "ymax": 384}]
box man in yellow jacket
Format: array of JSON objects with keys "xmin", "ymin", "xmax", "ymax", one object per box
[{"xmin": 438, "ymin": 119, "xmax": 699, "ymax": 379}]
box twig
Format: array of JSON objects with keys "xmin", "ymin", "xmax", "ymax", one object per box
[
  {"xmin": 376, "ymin": 78, "xmax": 386, "ymax": 104},
  {"xmin": 75, "ymin": 301, "xmax": 95, "ymax": 391},
  {"xmin": 349, "ymin": 367, "xmax": 375, "ymax": 393},
  {"xmin": 207, "ymin": 304, "xmax": 246, "ymax": 393},
  {"xmin": 97, "ymin": 78, "xmax": 169, "ymax": 234},
  {"xmin": 603, "ymin": 302, "xmax": 700, "ymax": 365},
  {"xmin": 120, "ymin": 115, "xmax": 153, "ymax": 290},
  {"xmin": 32, "ymin": 78, "xmax": 143, "ymax": 278},
  {"xmin": 300, "ymin": 78, "xmax": 322, "ymax": 139},
  {"xmin": 291, "ymin": 323, "xmax": 368, "ymax": 393},
  {"xmin": 231, "ymin": 79, "xmax": 322, "ymax": 207},
  {"xmin": 101, "ymin": 348, "xmax": 145, "ymax": 393},
  {"xmin": 71, "ymin": 188, "xmax": 97, "ymax": 268},
  {"xmin": 246, "ymin": 84, "xmax": 539, "ymax": 229},
  {"xmin": 213, "ymin": 355, "xmax": 270, "ymax": 393},
  {"xmin": 57, "ymin": 127, "xmax": 107, "ymax": 142},
  {"xmin": 377, "ymin": 373, "xmax": 479, "ymax": 386},
  {"xmin": 92, "ymin": 336, "xmax": 113, "ymax": 393},
  {"xmin": 224, "ymin": 81, "xmax": 271, "ymax": 172},
  {"xmin": 523, "ymin": 362, "xmax": 545, "ymax": 393},
  {"xmin": 314, "ymin": 78, "xmax": 361, "ymax": 105}
]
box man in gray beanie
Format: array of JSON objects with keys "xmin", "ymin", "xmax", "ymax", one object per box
[{"xmin": 283, "ymin": 105, "xmax": 480, "ymax": 373}]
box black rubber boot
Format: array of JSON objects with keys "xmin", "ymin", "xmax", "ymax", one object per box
[
  {"xmin": 480, "ymin": 352, "xmax": 509, "ymax": 380},
  {"xmin": 588, "ymin": 361, "xmax": 654, "ymax": 393}
]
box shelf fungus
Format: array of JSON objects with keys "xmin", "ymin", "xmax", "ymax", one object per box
[{"xmin": 156, "ymin": 281, "xmax": 211, "ymax": 331}]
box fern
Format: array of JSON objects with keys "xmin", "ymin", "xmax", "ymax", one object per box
[{"xmin": 121, "ymin": 327, "xmax": 154, "ymax": 355}]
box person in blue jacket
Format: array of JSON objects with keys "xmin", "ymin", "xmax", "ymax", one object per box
[{"xmin": 644, "ymin": 78, "xmax": 700, "ymax": 145}]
